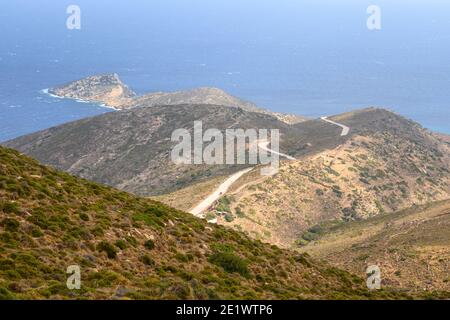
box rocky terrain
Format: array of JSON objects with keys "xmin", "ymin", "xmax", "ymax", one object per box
[
  {"xmin": 1, "ymin": 145, "xmax": 424, "ymax": 300},
  {"xmin": 49, "ymin": 74, "xmax": 136, "ymax": 108},
  {"xmin": 49, "ymin": 74, "xmax": 306, "ymax": 124}
]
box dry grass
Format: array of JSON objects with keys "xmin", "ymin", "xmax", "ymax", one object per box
[{"xmin": 300, "ymin": 200, "xmax": 450, "ymax": 292}]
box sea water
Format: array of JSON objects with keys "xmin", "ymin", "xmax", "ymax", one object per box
[{"xmin": 0, "ymin": 0, "xmax": 449, "ymax": 142}]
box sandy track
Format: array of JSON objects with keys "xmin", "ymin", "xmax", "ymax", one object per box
[{"xmin": 321, "ymin": 117, "xmax": 350, "ymax": 136}]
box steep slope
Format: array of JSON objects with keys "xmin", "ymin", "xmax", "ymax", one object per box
[
  {"xmin": 4, "ymin": 104, "xmax": 297, "ymax": 196},
  {"xmin": 299, "ymin": 200, "xmax": 450, "ymax": 293},
  {"xmin": 48, "ymin": 74, "xmax": 306, "ymax": 124},
  {"xmin": 0, "ymin": 146, "xmax": 414, "ymax": 300},
  {"xmin": 186, "ymin": 109, "xmax": 450, "ymax": 248}
]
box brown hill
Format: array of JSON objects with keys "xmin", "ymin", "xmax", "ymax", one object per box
[
  {"xmin": 299, "ymin": 200, "xmax": 450, "ymax": 293},
  {"xmin": 168, "ymin": 109, "xmax": 450, "ymax": 250}
]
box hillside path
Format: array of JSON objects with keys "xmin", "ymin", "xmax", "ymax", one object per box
[
  {"xmin": 189, "ymin": 168, "xmax": 253, "ymax": 217},
  {"xmin": 189, "ymin": 140, "xmax": 295, "ymax": 217},
  {"xmin": 189, "ymin": 118, "xmax": 351, "ymax": 218},
  {"xmin": 320, "ymin": 117, "xmax": 350, "ymax": 136}
]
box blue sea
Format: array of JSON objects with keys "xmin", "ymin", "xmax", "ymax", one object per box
[{"xmin": 1, "ymin": 0, "xmax": 449, "ymax": 142}]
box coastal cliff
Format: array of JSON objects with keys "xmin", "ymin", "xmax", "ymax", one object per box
[{"xmin": 49, "ymin": 73, "xmax": 136, "ymax": 108}]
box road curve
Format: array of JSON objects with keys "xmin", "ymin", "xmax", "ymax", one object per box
[
  {"xmin": 190, "ymin": 119, "xmax": 350, "ymax": 218},
  {"xmin": 258, "ymin": 140, "xmax": 296, "ymax": 160},
  {"xmin": 321, "ymin": 117, "xmax": 350, "ymax": 136},
  {"xmin": 189, "ymin": 167, "xmax": 253, "ymax": 217},
  {"xmin": 189, "ymin": 140, "xmax": 296, "ymax": 218}
]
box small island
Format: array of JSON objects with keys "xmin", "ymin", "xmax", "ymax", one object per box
[{"xmin": 48, "ymin": 73, "xmax": 307, "ymax": 124}]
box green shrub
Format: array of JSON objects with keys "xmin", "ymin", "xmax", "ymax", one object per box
[
  {"xmin": 125, "ymin": 236, "xmax": 138, "ymax": 247},
  {"xmin": 205, "ymin": 212, "xmax": 217, "ymax": 221},
  {"xmin": 216, "ymin": 197, "xmax": 232, "ymax": 213},
  {"xmin": 167, "ymin": 282, "xmax": 190, "ymax": 299},
  {"xmin": 294, "ymin": 254, "xmax": 312, "ymax": 268},
  {"xmin": 0, "ymin": 287, "xmax": 14, "ymax": 300},
  {"xmin": 1, "ymin": 219, "xmax": 20, "ymax": 232},
  {"xmin": 301, "ymin": 231, "xmax": 318, "ymax": 242},
  {"xmin": 97, "ymin": 241, "xmax": 117, "ymax": 259},
  {"xmin": 235, "ymin": 207, "xmax": 245, "ymax": 218},
  {"xmin": 144, "ymin": 240, "xmax": 155, "ymax": 250},
  {"xmin": 210, "ymin": 243, "xmax": 234, "ymax": 253},
  {"xmin": 87, "ymin": 270, "xmax": 120, "ymax": 288},
  {"xmin": 132, "ymin": 205, "xmax": 167, "ymax": 229},
  {"xmin": 141, "ymin": 255, "xmax": 155, "ymax": 266},
  {"xmin": 79, "ymin": 212, "xmax": 90, "ymax": 221},
  {"xmin": 91, "ymin": 226, "xmax": 104, "ymax": 237},
  {"xmin": 115, "ymin": 240, "xmax": 128, "ymax": 250},
  {"xmin": 0, "ymin": 202, "xmax": 20, "ymax": 214},
  {"xmin": 332, "ymin": 185, "xmax": 343, "ymax": 197},
  {"xmin": 360, "ymin": 178, "xmax": 370, "ymax": 185},
  {"xmin": 295, "ymin": 238, "xmax": 309, "ymax": 247},
  {"xmin": 224, "ymin": 214, "xmax": 234, "ymax": 223},
  {"xmin": 175, "ymin": 253, "xmax": 194, "ymax": 262},
  {"xmin": 209, "ymin": 252, "xmax": 250, "ymax": 277},
  {"xmin": 30, "ymin": 227, "xmax": 44, "ymax": 238}
]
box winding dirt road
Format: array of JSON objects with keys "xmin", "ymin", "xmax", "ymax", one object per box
[
  {"xmin": 258, "ymin": 140, "xmax": 296, "ymax": 160},
  {"xmin": 189, "ymin": 117, "xmax": 351, "ymax": 218},
  {"xmin": 189, "ymin": 140, "xmax": 294, "ymax": 217},
  {"xmin": 320, "ymin": 117, "xmax": 350, "ymax": 136},
  {"xmin": 189, "ymin": 167, "xmax": 253, "ymax": 217}
]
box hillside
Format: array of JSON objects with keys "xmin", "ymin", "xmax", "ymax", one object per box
[
  {"xmin": 299, "ymin": 200, "xmax": 450, "ymax": 293},
  {"xmin": 3, "ymin": 106, "xmax": 380, "ymax": 199},
  {"xmin": 165, "ymin": 109, "xmax": 450, "ymax": 250},
  {"xmin": 4, "ymin": 104, "xmax": 298, "ymax": 196},
  {"xmin": 7, "ymin": 107, "xmax": 449, "ymax": 219},
  {"xmin": 0, "ymin": 145, "xmax": 417, "ymax": 300},
  {"xmin": 49, "ymin": 74, "xmax": 306, "ymax": 124},
  {"xmin": 131, "ymin": 87, "xmax": 261, "ymax": 112}
]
